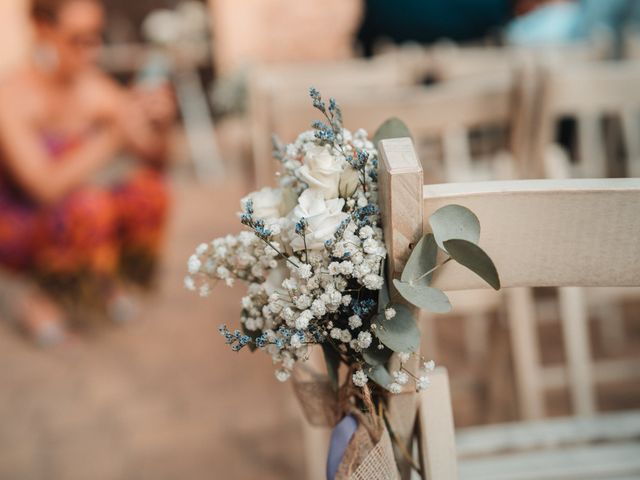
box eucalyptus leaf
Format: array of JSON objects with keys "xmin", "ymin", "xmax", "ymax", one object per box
[
  {"xmin": 322, "ymin": 343, "xmax": 342, "ymax": 391},
  {"xmin": 362, "ymin": 345, "xmax": 393, "ymax": 366},
  {"xmin": 392, "ymin": 279, "xmax": 452, "ymax": 313},
  {"xmin": 443, "ymin": 239, "xmax": 501, "ymax": 290},
  {"xmin": 401, "ymin": 233, "xmax": 437, "ymax": 285},
  {"xmin": 373, "ymin": 117, "xmax": 413, "ymax": 145},
  {"xmin": 373, "ymin": 303, "xmax": 420, "ymax": 353},
  {"xmin": 366, "ymin": 364, "xmax": 394, "ymax": 390},
  {"xmin": 429, "ymin": 204, "xmax": 480, "ymax": 250}
]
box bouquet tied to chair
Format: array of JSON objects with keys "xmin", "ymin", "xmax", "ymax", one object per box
[{"xmin": 185, "ymin": 88, "xmax": 500, "ymax": 479}]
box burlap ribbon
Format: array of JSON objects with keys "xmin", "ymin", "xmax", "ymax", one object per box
[
  {"xmin": 335, "ymin": 414, "xmax": 400, "ymax": 480},
  {"xmin": 292, "ymin": 372, "xmax": 400, "ymax": 480}
]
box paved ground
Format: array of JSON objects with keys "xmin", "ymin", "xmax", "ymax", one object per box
[
  {"xmin": 0, "ymin": 176, "xmax": 305, "ymax": 480},
  {"xmin": 0, "ymin": 173, "xmax": 638, "ymax": 480}
]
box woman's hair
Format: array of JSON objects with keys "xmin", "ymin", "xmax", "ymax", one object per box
[{"xmin": 31, "ymin": 0, "xmax": 99, "ymax": 23}]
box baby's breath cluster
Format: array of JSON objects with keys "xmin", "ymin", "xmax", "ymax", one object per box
[{"xmin": 186, "ymin": 88, "xmax": 434, "ymax": 393}]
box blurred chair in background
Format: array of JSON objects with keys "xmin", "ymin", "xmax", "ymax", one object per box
[
  {"xmin": 0, "ymin": 0, "xmax": 175, "ymax": 345},
  {"xmin": 208, "ymin": 0, "xmax": 362, "ymax": 75}
]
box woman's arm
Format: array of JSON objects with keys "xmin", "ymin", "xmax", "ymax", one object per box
[
  {"xmin": 0, "ymin": 89, "xmax": 122, "ymax": 205},
  {"xmin": 103, "ymin": 79, "xmax": 175, "ymax": 165}
]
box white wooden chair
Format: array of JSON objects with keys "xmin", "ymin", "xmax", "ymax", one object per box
[
  {"xmin": 378, "ymin": 137, "xmax": 640, "ymax": 480},
  {"xmin": 247, "ymin": 53, "xmax": 425, "ymax": 186},
  {"xmin": 523, "ymin": 60, "xmax": 640, "ymax": 418},
  {"xmin": 296, "ymin": 75, "xmax": 537, "ymax": 477}
]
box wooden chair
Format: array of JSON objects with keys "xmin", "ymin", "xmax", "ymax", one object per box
[
  {"xmin": 247, "ymin": 52, "xmax": 426, "ymax": 186},
  {"xmin": 378, "ymin": 137, "xmax": 640, "ymax": 479},
  {"xmin": 522, "ymin": 60, "xmax": 640, "ymax": 418}
]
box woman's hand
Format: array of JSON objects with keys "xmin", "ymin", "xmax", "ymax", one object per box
[
  {"xmin": 132, "ymin": 84, "xmax": 177, "ymax": 129},
  {"xmin": 113, "ymin": 83, "xmax": 176, "ymax": 165}
]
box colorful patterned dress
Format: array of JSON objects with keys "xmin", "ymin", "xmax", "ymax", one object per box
[{"xmin": 0, "ymin": 132, "xmax": 170, "ymax": 308}]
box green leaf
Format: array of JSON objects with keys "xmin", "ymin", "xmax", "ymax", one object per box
[
  {"xmin": 322, "ymin": 343, "xmax": 342, "ymax": 391},
  {"xmin": 366, "ymin": 364, "xmax": 394, "ymax": 390},
  {"xmin": 392, "ymin": 279, "xmax": 452, "ymax": 313},
  {"xmin": 373, "ymin": 117, "xmax": 413, "ymax": 145},
  {"xmin": 362, "ymin": 345, "xmax": 393, "ymax": 366},
  {"xmin": 373, "ymin": 303, "xmax": 420, "ymax": 353},
  {"xmin": 401, "ymin": 234, "xmax": 437, "ymax": 285},
  {"xmin": 429, "ymin": 204, "xmax": 480, "ymax": 250},
  {"xmin": 443, "ymin": 239, "xmax": 501, "ymax": 290}
]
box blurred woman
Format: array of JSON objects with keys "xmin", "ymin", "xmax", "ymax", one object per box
[{"xmin": 0, "ymin": 0, "xmax": 174, "ymax": 345}]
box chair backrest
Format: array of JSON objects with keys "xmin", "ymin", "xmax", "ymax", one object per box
[
  {"xmin": 263, "ymin": 71, "xmax": 520, "ymax": 186},
  {"xmin": 378, "ymin": 137, "xmax": 640, "ymax": 480},
  {"xmin": 247, "ymin": 55, "xmax": 421, "ymax": 185},
  {"xmin": 533, "ymin": 60, "xmax": 640, "ymax": 178}
]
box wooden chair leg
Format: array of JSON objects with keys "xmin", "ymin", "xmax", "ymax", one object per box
[
  {"xmin": 558, "ymin": 287, "xmax": 597, "ymax": 416},
  {"xmin": 505, "ymin": 288, "xmax": 545, "ymax": 420},
  {"xmin": 417, "ymin": 367, "xmax": 459, "ymax": 480}
]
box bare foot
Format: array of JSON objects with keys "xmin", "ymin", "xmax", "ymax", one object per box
[
  {"xmin": 18, "ymin": 293, "xmax": 69, "ymax": 347},
  {"xmin": 106, "ymin": 289, "xmax": 139, "ymax": 324}
]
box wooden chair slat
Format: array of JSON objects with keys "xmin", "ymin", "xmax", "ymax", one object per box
[{"xmin": 418, "ymin": 176, "xmax": 640, "ymax": 291}]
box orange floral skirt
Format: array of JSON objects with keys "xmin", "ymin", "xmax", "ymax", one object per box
[{"xmin": 0, "ymin": 168, "xmax": 170, "ymax": 290}]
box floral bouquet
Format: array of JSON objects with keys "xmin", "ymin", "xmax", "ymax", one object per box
[{"xmin": 185, "ymin": 88, "xmax": 500, "ymax": 479}]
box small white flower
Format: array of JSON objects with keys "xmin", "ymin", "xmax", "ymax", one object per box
[
  {"xmin": 328, "ymin": 262, "xmax": 340, "ymax": 275},
  {"xmin": 295, "ymin": 294, "xmax": 312, "ymax": 310},
  {"xmin": 340, "ymin": 330, "xmax": 352, "ymax": 343},
  {"xmin": 199, "ymin": 284, "xmax": 211, "ymax": 297},
  {"xmin": 363, "ymin": 238, "xmax": 379, "ymax": 255},
  {"xmin": 384, "ymin": 308, "xmax": 396, "ymax": 320},
  {"xmin": 423, "ymin": 360, "xmax": 436, "ymax": 372},
  {"xmin": 342, "ymin": 294, "xmax": 352, "ymax": 306},
  {"xmin": 388, "ymin": 382, "xmax": 402, "ymax": 394},
  {"xmin": 348, "ymin": 315, "xmax": 362, "ymax": 330},
  {"xmin": 359, "ymin": 226, "xmax": 374, "ymax": 239},
  {"xmin": 216, "ymin": 266, "xmax": 230, "ymax": 279},
  {"xmin": 187, "ymin": 254, "xmax": 201, "ymax": 274},
  {"xmin": 398, "ymin": 352, "xmax": 411, "ymax": 364},
  {"xmin": 352, "ymin": 369, "xmax": 369, "ymax": 388},
  {"xmin": 196, "ymin": 243, "xmax": 209, "ymax": 255},
  {"xmin": 416, "ymin": 376, "xmax": 431, "ymax": 391},
  {"xmin": 330, "ymin": 328, "xmax": 342, "ymax": 340},
  {"xmin": 363, "ymin": 274, "xmax": 383, "ymax": 290},
  {"xmin": 357, "ymin": 331, "xmax": 372, "ymax": 349},
  {"xmin": 184, "ymin": 276, "xmax": 196, "ymax": 291},
  {"xmin": 290, "ymin": 334, "xmax": 303, "ymax": 348},
  {"xmin": 393, "ymin": 370, "xmax": 409, "ymax": 386},
  {"xmin": 275, "ymin": 369, "xmax": 291, "ymax": 382},
  {"xmin": 299, "ymin": 264, "xmax": 313, "ymax": 279},
  {"xmin": 338, "ymin": 261, "xmax": 354, "ymax": 275},
  {"xmin": 310, "ymin": 299, "xmax": 327, "ymax": 318},
  {"xmin": 295, "ymin": 311, "xmax": 312, "ymax": 330}
]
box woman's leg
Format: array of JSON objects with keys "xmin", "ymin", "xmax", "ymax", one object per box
[
  {"xmin": 113, "ymin": 168, "xmax": 170, "ymax": 287},
  {"xmin": 0, "ymin": 203, "xmax": 68, "ymax": 345},
  {"xmin": 35, "ymin": 187, "xmax": 122, "ymax": 322}
]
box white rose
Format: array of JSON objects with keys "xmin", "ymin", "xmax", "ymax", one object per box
[
  {"xmin": 263, "ymin": 262, "xmax": 288, "ymax": 296},
  {"xmin": 298, "ymin": 145, "xmax": 343, "ymax": 199},
  {"xmin": 290, "ymin": 189, "xmax": 349, "ymax": 251},
  {"xmin": 241, "ymin": 187, "xmax": 286, "ymax": 220},
  {"xmin": 339, "ymin": 166, "xmax": 361, "ymax": 198}
]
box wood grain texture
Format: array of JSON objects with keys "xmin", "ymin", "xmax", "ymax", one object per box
[{"xmin": 423, "ymin": 179, "xmax": 640, "ymax": 291}]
